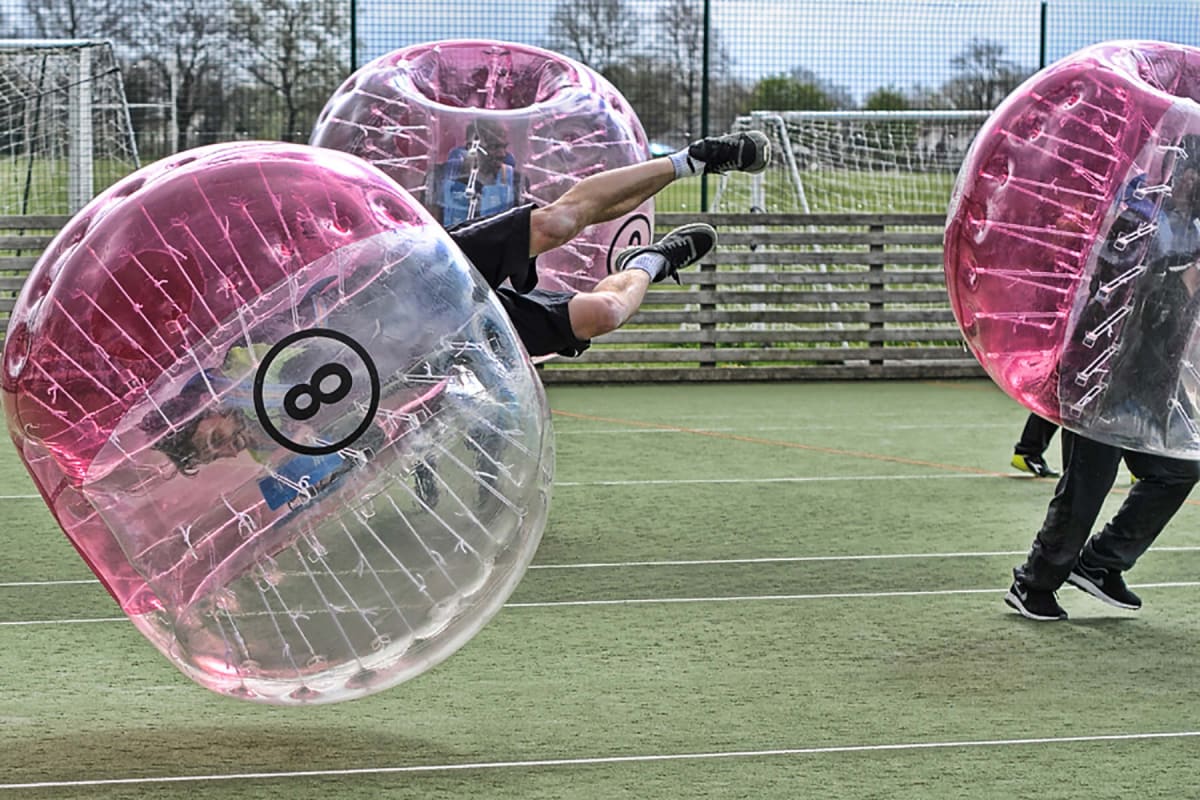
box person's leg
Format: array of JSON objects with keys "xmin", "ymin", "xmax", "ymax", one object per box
[
  {"xmin": 1081, "ymin": 450, "xmax": 1198, "ymax": 571},
  {"xmin": 1064, "ymin": 450, "xmax": 1197, "ymax": 610},
  {"xmin": 529, "ymin": 131, "xmax": 769, "ymax": 256},
  {"xmin": 1006, "ymin": 430, "xmax": 1122, "ymax": 620},
  {"xmin": 1015, "ymin": 413, "xmax": 1058, "ymax": 456},
  {"xmin": 529, "ymin": 158, "xmax": 676, "ymax": 255},
  {"xmin": 1014, "ymin": 430, "xmax": 1122, "ymax": 590},
  {"xmin": 568, "ymin": 223, "xmax": 717, "ymax": 339},
  {"xmin": 1011, "ymin": 413, "xmax": 1060, "ymax": 477}
]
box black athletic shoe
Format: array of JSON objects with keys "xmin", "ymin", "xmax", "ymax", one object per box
[
  {"xmin": 1067, "ymin": 560, "xmax": 1142, "ymax": 610},
  {"xmin": 1011, "ymin": 453, "xmax": 1059, "ymax": 478},
  {"xmin": 614, "ymin": 222, "xmax": 717, "ymax": 284},
  {"xmin": 687, "ymin": 131, "xmax": 771, "ymax": 175},
  {"xmin": 1004, "ymin": 581, "xmax": 1068, "ymax": 621}
]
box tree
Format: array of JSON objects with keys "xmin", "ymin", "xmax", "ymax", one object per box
[
  {"xmin": 864, "ymin": 88, "xmax": 910, "ymax": 111},
  {"xmin": 653, "ymin": 0, "xmax": 732, "ymax": 140},
  {"xmin": 748, "ymin": 74, "xmax": 837, "ymax": 112},
  {"xmin": 602, "ymin": 55, "xmax": 679, "ymax": 144},
  {"xmin": 228, "ymin": 0, "xmax": 348, "ymax": 142},
  {"xmin": 131, "ymin": 0, "xmax": 231, "ymax": 150},
  {"xmin": 22, "ymin": 0, "xmax": 132, "ymax": 40},
  {"xmin": 943, "ymin": 38, "xmax": 1030, "ymax": 110},
  {"xmin": 546, "ymin": 0, "xmax": 641, "ymax": 73}
]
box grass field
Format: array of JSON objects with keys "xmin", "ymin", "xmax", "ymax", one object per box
[{"xmin": 2, "ymin": 379, "xmax": 1199, "ymax": 799}]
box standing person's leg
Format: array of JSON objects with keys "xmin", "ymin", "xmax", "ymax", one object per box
[
  {"xmin": 1012, "ymin": 413, "xmax": 1060, "ymax": 477},
  {"xmin": 1006, "ymin": 430, "xmax": 1122, "ymax": 620},
  {"xmin": 1016, "ymin": 431, "xmax": 1122, "ymax": 588},
  {"xmin": 1066, "ymin": 449, "xmax": 1200, "ymax": 609}
]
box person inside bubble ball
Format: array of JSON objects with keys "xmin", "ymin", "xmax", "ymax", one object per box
[
  {"xmin": 142, "ymin": 130, "xmax": 771, "ymax": 482},
  {"xmin": 432, "ymin": 119, "xmax": 529, "ymax": 227},
  {"xmin": 1005, "ymin": 137, "xmax": 1200, "ymax": 621}
]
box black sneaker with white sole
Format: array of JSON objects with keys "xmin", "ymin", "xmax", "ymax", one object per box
[
  {"xmin": 1067, "ymin": 560, "xmax": 1142, "ymax": 610},
  {"xmin": 1004, "ymin": 581, "xmax": 1068, "ymax": 621},
  {"xmin": 687, "ymin": 131, "xmax": 771, "ymax": 175},
  {"xmin": 614, "ymin": 222, "xmax": 717, "ymax": 284}
]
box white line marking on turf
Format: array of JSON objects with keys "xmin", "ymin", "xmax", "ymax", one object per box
[
  {"xmin": 3, "ymin": 583, "xmax": 1198, "ymax": 626},
  {"xmin": 555, "ymin": 422, "xmax": 1018, "ymax": 435},
  {"xmin": 504, "ymin": 582, "xmax": 1200, "ymax": 608},
  {"xmin": 555, "ymin": 474, "xmax": 997, "ymax": 486},
  {"xmin": 529, "ymin": 546, "xmax": 1200, "ymax": 570},
  {"xmin": 0, "ymin": 474, "xmax": 1001, "ymax": 502},
  {"xmin": 5, "ymin": 547, "xmax": 1200, "ymax": 588},
  {"xmin": 2, "ymin": 730, "xmax": 1197, "ymax": 791}
]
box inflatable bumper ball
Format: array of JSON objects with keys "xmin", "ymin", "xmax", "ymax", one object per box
[
  {"xmin": 311, "ymin": 39, "xmax": 654, "ymax": 292},
  {"xmin": 1, "ymin": 141, "xmax": 554, "ymax": 704},
  {"xmin": 945, "ymin": 40, "xmax": 1200, "ymax": 457}
]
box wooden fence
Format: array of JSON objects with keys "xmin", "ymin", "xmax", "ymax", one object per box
[{"xmin": 0, "ymin": 212, "xmax": 984, "ymax": 382}]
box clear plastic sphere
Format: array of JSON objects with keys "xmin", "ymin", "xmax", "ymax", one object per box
[
  {"xmin": 945, "ymin": 40, "xmax": 1200, "ymax": 457},
  {"xmin": 1, "ymin": 141, "xmax": 554, "ymax": 704},
  {"xmin": 310, "ymin": 38, "xmax": 654, "ymax": 292}
]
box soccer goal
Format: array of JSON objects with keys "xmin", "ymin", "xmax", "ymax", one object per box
[
  {"xmin": 712, "ymin": 109, "xmax": 992, "ymax": 214},
  {"xmin": 0, "ymin": 39, "xmax": 140, "ymax": 215}
]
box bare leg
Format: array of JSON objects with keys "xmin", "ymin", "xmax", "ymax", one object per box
[
  {"xmin": 566, "ymin": 268, "xmax": 653, "ymax": 340},
  {"xmin": 530, "ymin": 158, "xmax": 676, "ymax": 256}
]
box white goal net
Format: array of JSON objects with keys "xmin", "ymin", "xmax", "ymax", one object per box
[
  {"xmin": 713, "ymin": 109, "xmax": 992, "ymax": 214},
  {"xmin": 0, "ymin": 39, "xmax": 139, "ymax": 215}
]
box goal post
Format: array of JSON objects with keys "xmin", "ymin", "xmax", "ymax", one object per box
[
  {"xmin": 713, "ymin": 109, "xmax": 992, "ymax": 214},
  {"xmin": 0, "ymin": 39, "xmax": 140, "ymax": 214}
]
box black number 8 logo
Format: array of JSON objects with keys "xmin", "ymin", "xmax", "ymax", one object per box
[
  {"xmin": 284, "ymin": 363, "xmax": 353, "ymax": 421},
  {"xmin": 254, "ymin": 328, "xmax": 381, "ymax": 456}
]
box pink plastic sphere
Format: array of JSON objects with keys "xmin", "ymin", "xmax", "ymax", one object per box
[
  {"xmin": 1, "ymin": 142, "xmax": 554, "ymax": 704},
  {"xmin": 945, "ymin": 40, "xmax": 1200, "ymax": 456},
  {"xmin": 310, "ymin": 39, "xmax": 654, "ymax": 292}
]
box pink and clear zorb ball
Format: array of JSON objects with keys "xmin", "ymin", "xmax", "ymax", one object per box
[
  {"xmin": 310, "ymin": 38, "xmax": 654, "ymax": 292},
  {"xmin": 1, "ymin": 142, "xmax": 554, "ymax": 704},
  {"xmin": 945, "ymin": 40, "xmax": 1200, "ymax": 457}
]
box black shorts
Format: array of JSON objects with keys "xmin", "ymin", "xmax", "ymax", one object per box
[{"xmin": 448, "ymin": 204, "xmax": 591, "ymax": 358}]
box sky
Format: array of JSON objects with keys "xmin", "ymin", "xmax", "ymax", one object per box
[{"xmin": 357, "ymin": 0, "xmax": 1200, "ymax": 104}]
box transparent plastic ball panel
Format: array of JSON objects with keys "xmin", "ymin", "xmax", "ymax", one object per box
[
  {"xmin": 311, "ymin": 38, "xmax": 654, "ymax": 292},
  {"xmin": 1, "ymin": 142, "xmax": 553, "ymax": 704},
  {"xmin": 944, "ymin": 41, "xmax": 1200, "ymax": 457}
]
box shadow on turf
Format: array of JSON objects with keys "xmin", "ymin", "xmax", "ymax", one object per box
[{"xmin": 0, "ymin": 724, "xmax": 467, "ymax": 783}]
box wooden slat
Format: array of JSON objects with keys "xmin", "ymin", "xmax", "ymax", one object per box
[
  {"xmin": 640, "ymin": 288, "xmax": 950, "ymax": 305},
  {"xmin": 562, "ymin": 345, "xmax": 971, "ymax": 364},
  {"xmin": 0, "ymin": 215, "xmax": 69, "ymax": 230},
  {"xmin": 0, "ymin": 235, "xmax": 53, "ymax": 250},
  {"xmin": 708, "ymin": 250, "xmax": 943, "ymax": 266},
  {"xmin": 538, "ymin": 362, "xmax": 985, "ymax": 382},
  {"xmin": 712, "ymin": 230, "xmax": 945, "ymax": 247},
  {"xmin": 657, "ymin": 212, "xmax": 948, "ymax": 227},
  {"xmin": 625, "ymin": 308, "xmax": 959, "ymax": 324},
  {"xmin": 676, "ymin": 271, "xmax": 945, "ymax": 286},
  {"xmin": 0, "ymin": 257, "xmax": 39, "ymax": 273},
  {"xmin": 675, "ymin": 269, "xmax": 945, "ymax": 284},
  {"xmin": 596, "ymin": 328, "xmax": 965, "ymax": 345}
]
